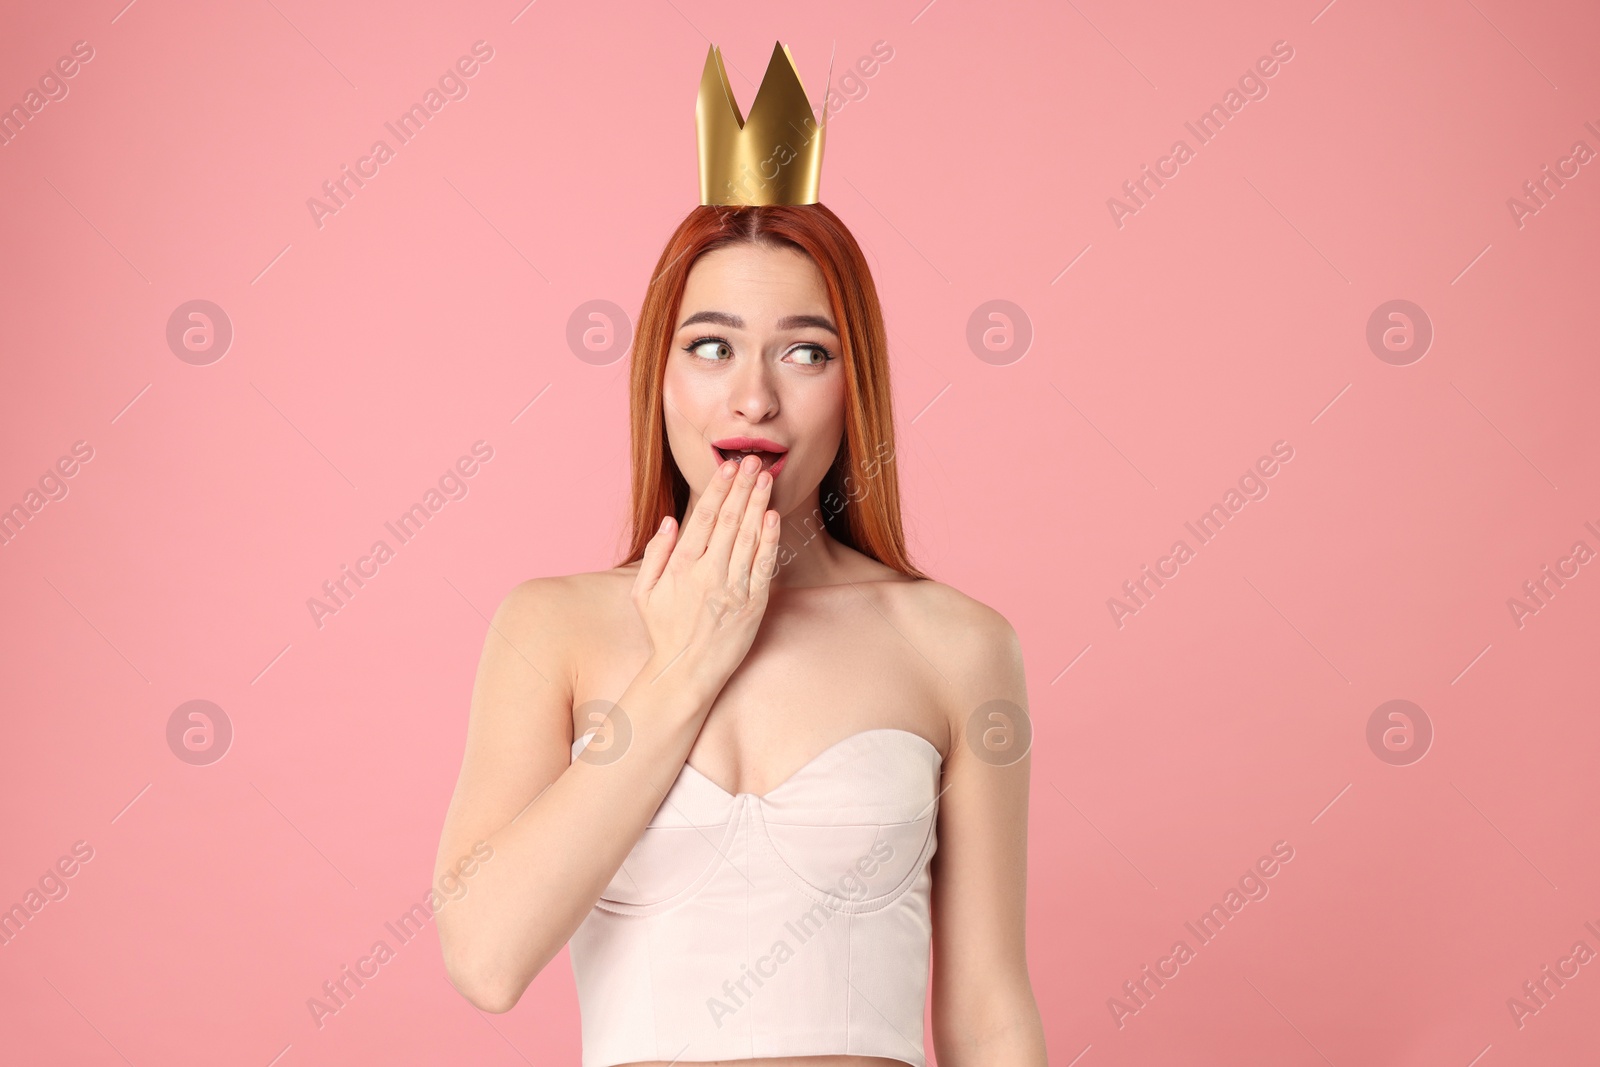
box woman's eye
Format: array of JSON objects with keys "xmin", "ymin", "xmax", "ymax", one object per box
[
  {"xmin": 790, "ymin": 345, "xmax": 833, "ymax": 367},
  {"xmin": 686, "ymin": 338, "xmax": 732, "ymax": 361}
]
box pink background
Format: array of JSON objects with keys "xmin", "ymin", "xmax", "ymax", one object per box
[{"xmin": 3, "ymin": 0, "xmax": 1598, "ymax": 1063}]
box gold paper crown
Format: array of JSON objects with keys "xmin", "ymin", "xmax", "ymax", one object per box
[{"xmin": 697, "ymin": 41, "xmax": 828, "ymax": 206}]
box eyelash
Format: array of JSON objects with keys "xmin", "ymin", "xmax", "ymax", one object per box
[{"xmin": 682, "ymin": 335, "xmax": 835, "ymax": 367}]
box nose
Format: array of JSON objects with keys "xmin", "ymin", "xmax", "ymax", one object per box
[{"xmin": 728, "ymin": 350, "xmax": 778, "ymax": 422}]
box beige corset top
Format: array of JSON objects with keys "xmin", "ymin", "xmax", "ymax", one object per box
[{"xmin": 566, "ymin": 726, "xmax": 943, "ymax": 1067}]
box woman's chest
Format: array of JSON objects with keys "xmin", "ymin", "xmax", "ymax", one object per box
[{"xmin": 569, "ymin": 584, "xmax": 951, "ymax": 795}]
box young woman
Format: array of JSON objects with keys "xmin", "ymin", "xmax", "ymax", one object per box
[{"xmin": 433, "ymin": 200, "xmax": 1046, "ymax": 1065}]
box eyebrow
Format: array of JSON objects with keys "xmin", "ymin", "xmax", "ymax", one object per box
[{"xmin": 677, "ymin": 310, "xmax": 838, "ymax": 337}]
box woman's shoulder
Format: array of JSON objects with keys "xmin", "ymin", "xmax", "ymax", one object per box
[
  {"xmin": 801, "ymin": 545, "xmax": 1015, "ymax": 642},
  {"xmin": 489, "ymin": 566, "xmax": 637, "ymax": 641},
  {"xmin": 879, "ymin": 576, "xmax": 1025, "ymax": 726},
  {"xmin": 504, "ymin": 562, "xmax": 638, "ymax": 603},
  {"xmin": 876, "ymin": 571, "xmax": 1016, "ymax": 643}
]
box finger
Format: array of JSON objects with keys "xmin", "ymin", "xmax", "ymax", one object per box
[
  {"xmin": 703, "ymin": 453, "xmax": 761, "ymax": 575},
  {"xmin": 633, "ymin": 514, "xmax": 676, "ymax": 598},
  {"xmin": 673, "ymin": 456, "xmax": 739, "ymax": 563},
  {"xmin": 746, "ymin": 506, "xmax": 783, "ymax": 603},
  {"xmin": 727, "ymin": 469, "xmax": 773, "ymax": 590}
]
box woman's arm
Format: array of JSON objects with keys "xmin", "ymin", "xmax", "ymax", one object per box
[
  {"xmin": 929, "ymin": 597, "xmax": 1048, "ymax": 1065},
  {"xmin": 432, "ymin": 575, "xmax": 716, "ymax": 1012},
  {"xmin": 434, "ymin": 453, "xmax": 783, "ymax": 1012}
]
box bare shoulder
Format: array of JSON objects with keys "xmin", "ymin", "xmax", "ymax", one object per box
[
  {"xmin": 819, "ymin": 548, "xmax": 1022, "ymax": 687},
  {"xmin": 884, "ymin": 578, "xmax": 1026, "ymax": 734},
  {"xmin": 489, "ymin": 572, "xmax": 579, "ymax": 642},
  {"xmin": 484, "ymin": 567, "xmax": 635, "ymax": 685},
  {"xmin": 889, "ymin": 578, "xmax": 1019, "ymax": 654},
  {"xmin": 495, "ymin": 566, "xmax": 632, "ymax": 623}
]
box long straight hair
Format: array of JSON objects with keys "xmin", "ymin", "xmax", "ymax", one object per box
[{"xmin": 618, "ymin": 202, "xmax": 928, "ymax": 579}]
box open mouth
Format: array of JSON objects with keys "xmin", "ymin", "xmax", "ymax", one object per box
[{"xmin": 712, "ymin": 443, "xmax": 787, "ymax": 477}]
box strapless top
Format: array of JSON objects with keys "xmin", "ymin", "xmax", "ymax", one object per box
[{"xmin": 566, "ymin": 727, "xmax": 943, "ymax": 1067}]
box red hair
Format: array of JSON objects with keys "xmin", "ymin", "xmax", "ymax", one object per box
[{"xmin": 618, "ymin": 203, "xmax": 928, "ymax": 580}]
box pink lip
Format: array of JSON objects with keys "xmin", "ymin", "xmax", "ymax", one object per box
[
  {"xmin": 710, "ymin": 438, "xmax": 787, "ymax": 478},
  {"xmin": 712, "ymin": 436, "xmax": 787, "ymax": 452}
]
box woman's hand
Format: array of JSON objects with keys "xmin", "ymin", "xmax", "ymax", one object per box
[{"xmin": 631, "ymin": 452, "xmax": 782, "ymax": 687}]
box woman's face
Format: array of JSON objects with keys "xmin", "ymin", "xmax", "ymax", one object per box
[{"xmin": 663, "ymin": 241, "xmax": 846, "ymax": 517}]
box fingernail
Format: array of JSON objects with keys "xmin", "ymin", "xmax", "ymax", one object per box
[{"xmin": 721, "ymin": 460, "xmax": 736, "ymax": 479}]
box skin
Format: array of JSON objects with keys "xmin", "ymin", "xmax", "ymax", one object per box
[{"xmin": 434, "ymin": 243, "xmax": 1047, "ymax": 1065}]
